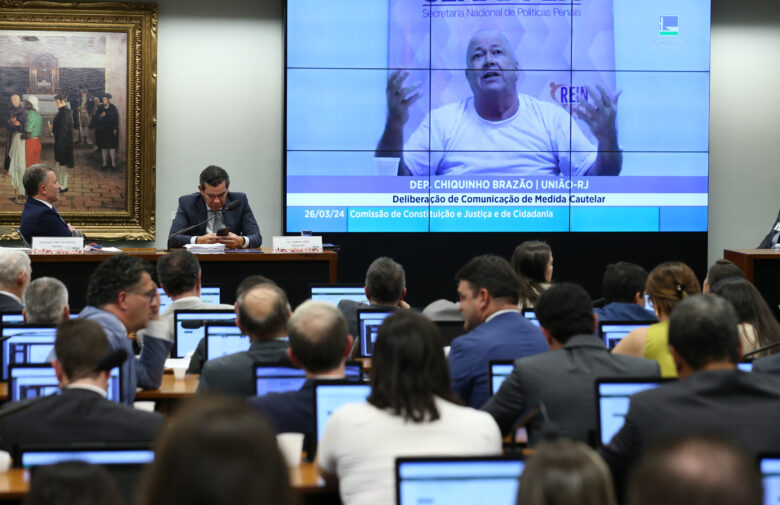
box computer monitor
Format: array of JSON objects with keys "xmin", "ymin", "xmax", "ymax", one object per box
[
  {"xmin": 8, "ymin": 365, "xmax": 122, "ymax": 403},
  {"xmin": 309, "ymin": 283, "xmax": 367, "ymax": 306},
  {"xmin": 595, "ymin": 378, "xmax": 672, "ymax": 446},
  {"xmin": 356, "ymin": 308, "xmax": 395, "ymax": 358},
  {"xmin": 254, "ymin": 361, "xmax": 363, "ymax": 397},
  {"xmin": 760, "ymin": 455, "xmax": 780, "ymax": 505},
  {"xmin": 489, "ymin": 360, "xmax": 515, "ymax": 396},
  {"xmin": 0, "ymin": 312, "xmax": 24, "ymax": 326},
  {"xmin": 738, "ymin": 362, "xmax": 753, "ymax": 372},
  {"xmin": 313, "ymin": 380, "xmax": 371, "ymax": 455},
  {"xmin": 521, "ymin": 309, "xmax": 540, "ymax": 327},
  {"xmin": 396, "ymin": 456, "xmax": 525, "ymax": 505},
  {"xmin": 158, "ymin": 285, "xmax": 222, "ymax": 314},
  {"xmin": 598, "ymin": 321, "xmax": 654, "ymax": 350},
  {"xmin": 173, "ymin": 309, "xmax": 236, "ymax": 358},
  {"xmin": 0, "ymin": 325, "xmax": 57, "ymax": 381},
  {"xmin": 204, "ymin": 323, "xmax": 249, "ymax": 361}
]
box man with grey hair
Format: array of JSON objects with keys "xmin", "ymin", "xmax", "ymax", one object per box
[
  {"xmin": 248, "ymin": 300, "xmax": 353, "ymax": 450},
  {"xmin": 377, "ymin": 28, "xmax": 621, "ymax": 176},
  {"xmin": 19, "ymin": 164, "xmax": 75, "ymax": 244},
  {"xmin": 23, "ymin": 276, "xmax": 69, "ymax": 324},
  {"xmin": 338, "ymin": 256, "xmax": 408, "ymax": 337},
  {"xmin": 197, "ymin": 283, "xmax": 292, "ymax": 396},
  {"xmin": 0, "ymin": 249, "xmax": 31, "ymax": 312}
]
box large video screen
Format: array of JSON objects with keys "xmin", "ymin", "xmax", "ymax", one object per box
[{"xmin": 285, "ymin": 0, "xmax": 710, "ymax": 233}]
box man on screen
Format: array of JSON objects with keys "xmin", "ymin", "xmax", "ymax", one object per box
[{"xmin": 376, "ymin": 29, "xmax": 622, "ymax": 176}]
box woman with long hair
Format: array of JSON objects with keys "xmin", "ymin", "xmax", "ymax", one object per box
[
  {"xmin": 511, "ymin": 241, "xmax": 553, "ymax": 308},
  {"xmin": 710, "ymin": 277, "xmax": 780, "ymax": 356}
]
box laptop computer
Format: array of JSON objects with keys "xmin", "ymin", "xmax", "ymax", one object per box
[
  {"xmin": 158, "ymin": 284, "xmax": 222, "ymax": 314},
  {"xmin": 8, "ymin": 364, "xmax": 122, "ymax": 403},
  {"xmin": 172, "ymin": 309, "xmax": 236, "ymax": 358},
  {"xmin": 521, "ymin": 309, "xmax": 540, "ymax": 327},
  {"xmin": 738, "ymin": 362, "xmax": 753, "ymax": 372},
  {"xmin": 254, "ymin": 361, "xmax": 363, "ymax": 396},
  {"xmin": 356, "ymin": 308, "xmax": 395, "ymax": 358},
  {"xmin": 598, "ymin": 321, "xmax": 655, "ymax": 350},
  {"xmin": 204, "ymin": 323, "xmax": 249, "ymax": 361},
  {"xmin": 489, "ymin": 359, "xmax": 515, "ymax": 396},
  {"xmin": 312, "ymin": 380, "xmax": 371, "ymax": 456},
  {"xmin": 595, "ymin": 377, "xmax": 673, "ymax": 446},
  {"xmin": 760, "ymin": 454, "xmax": 780, "ymax": 505},
  {"xmin": 309, "ymin": 283, "xmax": 367, "ymax": 306},
  {"xmin": 0, "ymin": 312, "xmax": 24, "ymax": 326},
  {"xmin": 0, "ymin": 325, "xmax": 57, "ymax": 381},
  {"xmin": 396, "ymin": 456, "xmax": 525, "ymax": 505}
]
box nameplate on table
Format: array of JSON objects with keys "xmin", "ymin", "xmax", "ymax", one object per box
[
  {"xmin": 272, "ymin": 236, "xmax": 323, "ymax": 253},
  {"xmin": 31, "ymin": 237, "xmax": 84, "ymax": 252}
]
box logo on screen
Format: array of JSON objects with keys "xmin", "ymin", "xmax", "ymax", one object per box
[
  {"xmin": 659, "ymin": 16, "xmax": 679, "ymax": 36},
  {"xmin": 549, "ymin": 83, "xmax": 588, "ymax": 106}
]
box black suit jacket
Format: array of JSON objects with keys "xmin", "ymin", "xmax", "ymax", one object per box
[
  {"xmin": 167, "ymin": 192, "xmax": 262, "ymax": 248},
  {"xmin": 196, "ymin": 339, "xmax": 291, "ymax": 396},
  {"xmin": 758, "ymin": 208, "xmax": 780, "ymax": 249},
  {"xmin": 19, "ymin": 198, "xmax": 71, "ymax": 244},
  {"xmin": 0, "ymin": 294, "xmax": 22, "ymax": 313},
  {"xmin": 0, "ymin": 388, "xmax": 165, "ymax": 452},
  {"xmin": 600, "ymin": 369, "xmax": 780, "ymax": 487},
  {"xmin": 248, "ymin": 379, "xmax": 316, "ymax": 455}
]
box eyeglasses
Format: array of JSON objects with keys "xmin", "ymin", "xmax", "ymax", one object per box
[{"xmin": 127, "ymin": 289, "xmax": 157, "ymax": 302}]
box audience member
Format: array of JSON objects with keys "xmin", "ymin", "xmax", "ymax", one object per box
[
  {"xmin": 136, "ymin": 396, "xmax": 296, "ymax": 505},
  {"xmin": 710, "ymin": 277, "xmax": 780, "ymax": 357},
  {"xmin": 23, "ymin": 461, "xmax": 124, "ymax": 505},
  {"xmin": 0, "ymin": 249, "xmax": 30, "ymax": 312},
  {"xmin": 448, "ymin": 255, "xmax": 547, "ymax": 408},
  {"xmin": 317, "ymin": 310, "xmax": 501, "ymax": 505},
  {"xmin": 0, "ymin": 319, "xmax": 165, "ymax": 452},
  {"xmin": 248, "ymin": 300, "xmax": 353, "ymax": 455},
  {"xmin": 510, "ymin": 240, "xmax": 553, "ymax": 308},
  {"xmin": 22, "ymin": 276, "xmax": 69, "ymax": 324},
  {"xmin": 600, "ymin": 295, "xmax": 780, "ymax": 488},
  {"xmin": 483, "ymin": 283, "xmax": 658, "ymax": 443},
  {"xmin": 517, "ymin": 438, "xmax": 616, "ymax": 505},
  {"xmin": 613, "ymin": 261, "xmax": 700, "ymax": 377},
  {"xmin": 627, "ymin": 434, "xmax": 763, "ymax": 505},
  {"xmin": 593, "ymin": 262, "xmax": 657, "ymax": 322},
  {"xmin": 338, "ymin": 256, "xmax": 408, "ymax": 338},
  {"xmin": 78, "ymin": 254, "xmax": 172, "ymax": 403},
  {"xmin": 197, "ymin": 283, "xmax": 291, "ymax": 396},
  {"xmin": 702, "ymin": 258, "xmax": 745, "ymax": 294}
]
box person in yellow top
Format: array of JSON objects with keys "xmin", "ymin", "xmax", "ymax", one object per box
[{"xmin": 612, "ymin": 261, "xmax": 700, "ymax": 377}]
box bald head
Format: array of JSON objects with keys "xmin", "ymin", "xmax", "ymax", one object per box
[
  {"xmin": 288, "ymin": 301, "xmax": 350, "ymax": 374},
  {"xmin": 465, "ymin": 29, "xmax": 519, "ymax": 100},
  {"xmin": 236, "ymin": 284, "xmax": 290, "ymax": 341}
]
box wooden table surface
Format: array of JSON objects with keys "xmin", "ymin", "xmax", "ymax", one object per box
[{"xmin": 135, "ymin": 374, "xmax": 199, "ymax": 400}]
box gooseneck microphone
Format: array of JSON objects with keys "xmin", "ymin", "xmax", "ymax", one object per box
[{"xmin": 168, "ymin": 200, "xmax": 241, "ymax": 238}]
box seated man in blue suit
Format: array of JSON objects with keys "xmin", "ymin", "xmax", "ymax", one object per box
[
  {"xmin": 248, "ymin": 300, "xmax": 353, "ymax": 455},
  {"xmin": 448, "ymin": 254, "xmax": 548, "ymax": 408},
  {"xmin": 19, "ymin": 164, "xmax": 76, "ymax": 244},
  {"xmin": 593, "ymin": 261, "xmax": 657, "ymax": 323},
  {"xmin": 167, "ymin": 165, "xmax": 262, "ymax": 249}
]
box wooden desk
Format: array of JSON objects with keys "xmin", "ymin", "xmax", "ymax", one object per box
[
  {"xmin": 29, "ymin": 248, "xmax": 338, "ymax": 309},
  {"xmin": 723, "ymin": 249, "xmax": 780, "ymax": 320},
  {"xmin": 135, "ymin": 374, "xmax": 199, "ymax": 400},
  {"xmin": 0, "ymin": 462, "xmax": 332, "ymax": 501}
]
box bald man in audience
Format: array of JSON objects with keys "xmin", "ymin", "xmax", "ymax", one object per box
[
  {"xmin": 22, "ymin": 277, "xmax": 69, "ymax": 324},
  {"xmin": 197, "ymin": 284, "xmax": 291, "ymax": 396},
  {"xmin": 0, "ymin": 249, "xmax": 31, "ymax": 312}
]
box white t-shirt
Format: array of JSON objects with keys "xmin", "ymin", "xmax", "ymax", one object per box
[
  {"xmin": 403, "ymin": 94, "xmax": 597, "ymax": 176},
  {"xmin": 317, "ymin": 397, "xmax": 502, "ymax": 505}
]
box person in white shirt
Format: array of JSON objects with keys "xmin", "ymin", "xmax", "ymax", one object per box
[{"xmin": 317, "ymin": 310, "xmax": 501, "ymax": 505}]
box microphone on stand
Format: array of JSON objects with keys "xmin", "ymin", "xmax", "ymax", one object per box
[{"xmin": 168, "ymin": 200, "xmax": 241, "ymax": 238}]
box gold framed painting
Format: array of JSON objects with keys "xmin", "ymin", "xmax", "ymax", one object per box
[{"xmin": 0, "ymin": 1, "xmax": 157, "ymax": 240}]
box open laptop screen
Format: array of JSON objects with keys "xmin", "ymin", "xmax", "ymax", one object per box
[
  {"xmin": 313, "ymin": 381, "xmax": 371, "ymax": 455},
  {"xmin": 396, "ymin": 456, "xmax": 525, "ymax": 505},
  {"xmin": 204, "ymin": 323, "xmax": 249, "ymax": 361},
  {"xmin": 356, "ymin": 309, "xmax": 394, "ymax": 358},
  {"xmin": 173, "ymin": 309, "xmax": 236, "ymax": 358},
  {"xmin": 598, "ymin": 321, "xmax": 654, "ymax": 350},
  {"xmin": 760, "ymin": 455, "xmax": 780, "ymax": 505},
  {"xmin": 596, "ymin": 378, "xmax": 671, "ymax": 446},
  {"xmin": 254, "ymin": 361, "xmax": 363, "ymax": 397},
  {"xmin": 0, "ymin": 312, "xmax": 24, "ymax": 326},
  {"xmin": 489, "ymin": 360, "xmax": 514, "ymax": 396},
  {"xmin": 8, "ymin": 365, "xmax": 121, "ymax": 403},
  {"xmin": 310, "ymin": 284, "xmax": 367, "ymax": 306},
  {"xmin": 521, "ymin": 309, "xmax": 540, "ymax": 327},
  {"xmin": 0, "ymin": 325, "xmax": 57, "ymax": 381},
  {"xmin": 158, "ymin": 285, "xmax": 222, "ymax": 314}
]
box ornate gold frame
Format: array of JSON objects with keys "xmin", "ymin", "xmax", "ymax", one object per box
[{"xmin": 0, "ymin": 1, "xmax": 157, "ymax": 240}]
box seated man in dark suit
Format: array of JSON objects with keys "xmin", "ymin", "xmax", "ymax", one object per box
[
  {"xmin": 593, "ymin": 262, "xmax": 657, "ymax": 323},
  {"xmin": 757, "ymin": 207, "xmax": 780, "ymax": 249},
  {"xmin": 482, "ymin": 283, "xmax": 659, "ymax": 444},
  {"xmin": 197, "ymin": 283, "xmax": 291, "ymax": 396},
  {"xmin": 337, "ymin": 256, "xmax": 409, "ymax": 338},
  {"xmin": 600, "ymin": 294, "xmax": 780, "ymax": 488},
  {"xmin": 0, "ymin": 319, "xmax": 165, "ymax": 452},
  {"xmin": 19, "ymin": 164, "xmax": 76, "ymax": 244},
  {"xmin": 448, "ymin": 255, "xmax": 548, "ymax": 408},
  {"xmin": 248, "ymin": 300, "xmax": 353, "ymax": 454},
  {"xmin": 0, "ymin": 249, "xmax": 30, "ymax": 312},
  {"xmin": 167, "ymin": 165, "xmax": 262, "ymax": 249}
]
